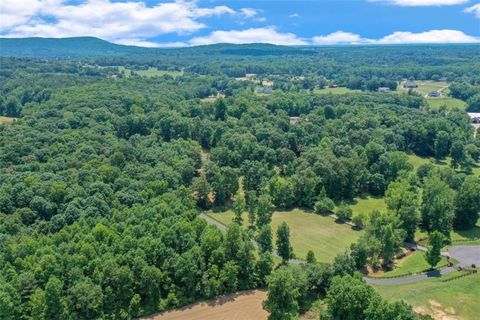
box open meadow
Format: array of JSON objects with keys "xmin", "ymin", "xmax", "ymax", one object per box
[
  {"xmin": 338, "ymin": 195, "xmax": 386, "ymax": 219},
  {"xmin": 374, "ymin": 271, "xmax": 480, "ymax": 320},
  {"xmin": 427, "ymin": 97, "xmax": 466, "ymax": 110},
  {"xmin": 314, "ymin": 87, "xmax": 360, "ymax": 95},
  {"xmin": 207, "ymin": 208, "xmax": 362, "ymax": 263},
  {"xmin": 369, "ymin": 251, "xmax": 448, "ymax": 278},
  {"xmin": 0, "ymin": 116, "xmax": 16, "ymax": 123}
]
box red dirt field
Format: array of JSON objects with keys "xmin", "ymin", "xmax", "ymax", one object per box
[{"xmin": 142, "ymin": 290, "xmax": 268, "ymax": 320}]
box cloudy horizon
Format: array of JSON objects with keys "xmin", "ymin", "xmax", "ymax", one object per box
[{"xmin": 1, "ymin": 0, "xmax": 479, "ymax": 47}]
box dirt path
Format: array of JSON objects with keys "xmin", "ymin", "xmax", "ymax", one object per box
[{"xmin": 142, "ymin": 290, "xmax": 268, "ymax": 320}]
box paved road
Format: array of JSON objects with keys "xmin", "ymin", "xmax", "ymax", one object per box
[
  {"xmin": 365, "ymin": 266, "xmax": 457, "ymax": 285},
  {"xmin": 448, "ymin": 245, "xmax": 480, "ymax": 267},
  {"xmin": 367, "ymin": 245, "xmax": 480, "ymax": 285},
  {"xmin": 199, "ymin": 213, "xmax": 303, "ymax": 265}
]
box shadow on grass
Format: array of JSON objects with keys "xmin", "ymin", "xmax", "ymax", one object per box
[{"xmin": 455, "ymin": 226, "xmax": 480, "ymax": 240}]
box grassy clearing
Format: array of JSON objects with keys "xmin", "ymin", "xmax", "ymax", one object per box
[
  {"xmin": 426, "ymin": 97, "xmax": 466, "ymax": 110},
  {"xmin": 415, "ymin": 81, "xmax": 448, "ymax": 95},
  {"xmin": 370, "ymin": 251, "xmax": 448, "ymax": 278},
  {"xmin": 0, "ymin": 116, "xmax": 17, "ymax": 123},
  {"xmin": 314, "ymin": 87, "xmax": 360, "ymax": 95},
  {"xmin": 207, "ymin": 208, "xmax": 362, "ymax": 263},
  {"xmin": 135, "ymin": 67, "xmax": 183, "ymax": 77},
  {"xmin": 118, "ymin": 66, "xmax": 182, "ymax": 78},
  {"xmin": 374, "ymin": 271, "xmax": 480, "ymax": 320},
  {"xmin": 416, "ymin": 223, "xmax": 480, "ymax": 245},
  {"xmin": 401, "ymin": 80, "xmax": 448, "ymax": 96},
  {"xmin": 407, "ymin": 154, "xmax": 433, "ymax": 170},
  {"xmin": 406, "ymin": 154, "xmax": 451, "ymax": 170},
  {"xmin": 339, "ymin": 195, "xmax": 387, "ymax": 219}
]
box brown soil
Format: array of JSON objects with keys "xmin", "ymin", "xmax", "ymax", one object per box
[
  {"xmin": 142, "ymin": 290, "xmax": 268, "ymax": 320},
  {"xmin": 413, "ymin": 300, "xmax": 462, "ymax": 320}
]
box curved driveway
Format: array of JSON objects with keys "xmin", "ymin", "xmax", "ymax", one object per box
[
  {"xmin": 200, "ymin": 213, "xmax": 479, "ymax": 285},
  {"xmin": 367, "ymin": 245, "xmax": 480, "ymax": 285}
]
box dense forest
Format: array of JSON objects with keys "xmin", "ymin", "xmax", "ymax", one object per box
[{"xmin": 1, "ymin": 41, "xmax": 480, "ymax": 319}]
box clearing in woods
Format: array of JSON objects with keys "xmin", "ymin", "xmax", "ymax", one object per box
[
  {"xmin": 0, "ymin": 116, "xmax": 16, "ymax": 123},
  {"xmin": 207, "ymin": 208, "xmax": 362, "ymax": 263},
  {"xmin": 143, "ymin": 290, "xmax": 268, "ymax": 320}
]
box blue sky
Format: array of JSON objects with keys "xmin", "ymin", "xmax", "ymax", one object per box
[{"xmin": 1, "ymin": 0, "xmax": 479, "ymax": 46}]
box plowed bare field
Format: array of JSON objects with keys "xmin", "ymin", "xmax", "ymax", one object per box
[{"xmin": 143, "ymin": 290, "xmax": 268, "ymax": 320}]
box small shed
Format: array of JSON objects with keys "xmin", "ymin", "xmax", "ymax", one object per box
[
  {"xmin": 428, "ymin": 91, "xmax": 441, "ymax": 97},
  {"xmin": 378, "ymin": 87, "xmax": 391, "ymax": 93}
]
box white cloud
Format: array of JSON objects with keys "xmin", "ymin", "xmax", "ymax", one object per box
[
  {"xmin": 464, "ymin": 3, "xmax": 480, "ymax": 17},
  {"xmin": 189, "ymin": 27, "xmax": 308, "ymax": 46},
  {"xmin": 239, "ymin": 8, "xmax": 258, "ymax": 18},
  {"xmin": 114, "ymin": 38, "xmax": 166, "ymax": 48},
  {"xmin": 312, "ymin": 31, "xmax": 365, "ymax": 44},
  {"xmin": 289, "ymin": 13, "xmax": 300, "ymax": 18},
  {"xmin": 0, "ymin": 0, "xmax": 235, "ymax": 44},
  {"xmin": 369, "ymin": 0, "xmax": 468, "ymax": 6},
  {"xmin": 0, "ymin": 0, "xmax": 63, "ymax": 29},
  {"xmin": 377, "ymin": 29, "xmax": 480, "ymax": 43},
  {"xmin": 312, "ymin": 29, "xmax": 479, "ymax": 45}
]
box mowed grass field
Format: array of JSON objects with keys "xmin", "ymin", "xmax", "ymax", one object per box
[
  {"xmin": 207, "ymin": 208, "xmax": 362, "ymax": 263},
  {"xmin": 339, "ymin": 195, "xmax": 387, "ymax": 219},
  {"xmin": 427, "ymin": 97, "xmax": 466, "ymax": 110},
  {"xmin": 0, "ymin": 116, "xmax": 16, "ymax": 123},
  {"xmin": 416, "ymin": 224, "xmax": 480, "ymax": 245},
  {"xmin": 314, "ymin": 87, "xmax": 360, "ymax": 95},
  {"xmin": 118, "ymin": 66, "xmax": 183, "ymax": 78},
  {"xmin": 143, "ymin": 290, "xmax": 268, "ymax": 320},
  {"xmin": 370, "ymin": 251, "xmax": 448, "ymax": 278},
  {"xmin": 400, "ymin": 80, "xmax": 448, "ymax": 96},
  {"xmin": 374, "ymin": 271, "xmax": 480, "ymax": 320}
]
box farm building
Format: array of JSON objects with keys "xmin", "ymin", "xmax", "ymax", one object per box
[
  {"xmin": 439, "ymin": 77, "xmax": 448, "ymax": 82},
  {"xmin": 378, "ymin": 87, "xmax": 391, "ymax": 93},
  {"xmin": 428, "ymin": 91, "xmax": 441, "ymax": 97},
  {"xmin": 403, "ymin": 81, "xmax": 417, "ymax": 89}
]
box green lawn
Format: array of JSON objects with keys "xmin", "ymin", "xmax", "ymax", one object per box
[
  {"xmin": 314, "ymin": 87, "xmax": 360, "ymax": 95},
  {"xmin": 426, "ymin": 97, "xmax": 466, "ymax": 110},
  {"xmin": 339, "ymin": 195, "xmax": 387, "ymax": 219},
  {"xmin": 370, "ymin": 251, "xmax": 448, "ymax": 278},
  {"xmin": 416, "ymin": 223, "xmax": 480, "ymax": 245},
  {"xmin": 407, "ymin": 154, "xmax": 452, "ymax": 171},
  {"xmin": 401, "ymin": 80, "xmax": 448, "ymax": 96},
  {"xmin": 135, "ymin": 67, "xmax": 183, "ymax": 77},
  {"xmin": 374, "ymin": 271, "xmax": 480, "ymax": 320},
  {"xmin": 207, "ymin": 208, "xmax": 362, "ymax": 263},
  {"xmin": 407, "ymin": 154, "xmax": 432, "ymax": 170},
  {"xmin": 118, "ymin": 66, "xmax": 182, "ymax": 78}
]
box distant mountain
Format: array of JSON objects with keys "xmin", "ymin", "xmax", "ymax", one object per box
[
  {"xmin": 0, "ymin": 37, "xmax": 152, "ymax": 58},
  {"xmin": 0, "ymin": 37, "xmax": 316, "ymax": 58}
]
